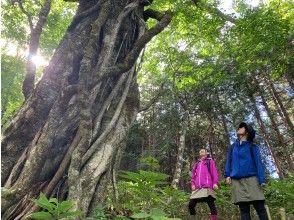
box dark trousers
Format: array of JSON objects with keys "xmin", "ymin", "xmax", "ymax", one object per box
[
  {"xmin": 238, "ymin": 200, "xmax": 268, "ymax": 220},
  {"xmin": 188, "ymin": 196, "xmax": 217, "ymax": 215}
]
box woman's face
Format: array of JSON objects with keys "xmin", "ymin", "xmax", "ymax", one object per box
[
  {"xmin": 237, "ymin": 127, "xmax": 247, "ymax": 135},
  {"xmin": 199, "ymin": 149, "xmax": 207, "ymax": 157}
]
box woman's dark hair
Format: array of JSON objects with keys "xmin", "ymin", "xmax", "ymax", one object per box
[{"xmin": 238, "ymin": 122, "xmax": 256, "ymax": 142}]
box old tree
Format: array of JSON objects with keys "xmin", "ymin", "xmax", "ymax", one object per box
[{"xmin": 1, "ymin": 0, "xmax": 171, "ymax": 218}]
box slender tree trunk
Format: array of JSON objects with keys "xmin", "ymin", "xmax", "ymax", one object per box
[
  {"xmin": 255, "ymin": 78, "xmax": 294, "ymax": 171},
  {"xmin": 264, "ymin": 75, "xmax": 294, "ymax": 138},
  {"xmin": 216, "ymin": 92, "xmax": 231, "ymax": 147},
  {"xmin": 189, "ymin": 136, "xmax": 196, "ymax": 168},
  {"xmin": 171, "ymin": 111, "xmax": 188, "ymax": 188},
  {"xmin": 285, "ymin": 72, "xmax": 294, "ymax": 91},
  {"xmin": 1, "ymin": 1, "xmax": 172, "ymax": 218},
  {"xmin": 207, "ymin": 115, "xmax": 215, "ymax": 159},
  {"xmin": 250, "ymin": 95, "xmax": 285, "ymax": 179},
  {"xmin": 207, "ymin": 111, "xmax": 225, "ymax": 173},
  {"xmin": 21, "ymin": 0, "xmax": 52, "ymax": 99}
]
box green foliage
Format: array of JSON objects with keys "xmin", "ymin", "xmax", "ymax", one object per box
[
  {"xmin": 119, "ymin": 170, "xmax": 169, "ymax": 189},
  {"xmin": 131, "ymin": 208, "xmax": 181, "ymax": 220},
  {"xmin": 265, "ymin": 174, "xmax": 294, "ymax": 218},
  {"xmin": 215, "ymin": 181, "xmax": 239, "ymax": 219},
  {"xmin": 121, "ymin": 122, "xmax": 146, "ymax": 171},
  {"xmin": 40, "ymin": 1, "xmax": 77, "ymax": 57},
  {"xmin": 1, "ymin": 2, "xmax": 28, "ymax": 45},
  {"xmin": 139, "ymin": 156, "xmax": 160, "ymax": 171},
  {"xmin": 111, "ymin": 170, "xmax": 189, "ymax": 218},
  {"xmin": 29, "ymin": 175, "xmax": 294, "ymax": 219},
  {"xmin": 29, "ymin": 193, "xmax": 82, "ymax": 220},
  {"xmin": 1, "ymin": 54, "xmax": 25, "ymax": 127},
  {"xmin": 87, "ymin": 203, "xmax": 108, "ymax": 220},
  {"xmin": 2, "ymin": 1, "xmax": 76, "ymax": 57}
]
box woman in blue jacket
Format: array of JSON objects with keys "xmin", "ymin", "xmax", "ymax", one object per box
[{"xmin": 224, "ymin": 122, "xmax": 268, "ymax": 220}]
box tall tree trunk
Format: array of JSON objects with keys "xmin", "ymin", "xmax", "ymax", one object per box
[
  {"xmin": 19, "ymin": 0, "xmax": 52, "ymax": 99},
  {"xmin": 284, "ymin": 72, "xmax": 294, "ymax": 92},
  {"xmin": 189, "ymin": 136, "xmax": 196, "ymax": 168},
  {"xmin": 207, "ymin": 115, "xmax": 215, "ymax": 159},
  {"xmin": 171, "ymin": 111, "xmax": 188, "ymax": 188},
  {"xmin": 255, "ymin": 77, "xmax": 294, "ymax": 171},
  {"xmin": 207, "ymin": 111, "xmax": 225, "ymax": 173},
  {"xmin": 216, "ymin": 92, "xmax": 231, "ymax": 147},
  {"xmin": 250, "ymin": 95, "xmax": 285, "ymax": 179},
  {"xmin": 264, "ymin": 75, "xmax": 294, "ymax": 138},
  {"xmin": 1, "ymin": 1, "xmax": 172, "ymax": 218}
]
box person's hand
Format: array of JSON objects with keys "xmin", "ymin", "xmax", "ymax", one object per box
[
  {"xmin": 213, "ymin": 184, "xmax": 219, "ymax": 190},
  {"xmin": 226, "ymin": 177, "xmax": 231, "ymax": 185},
  {"xmin": 192, "ymin": 186, "xmax": 196, "ymax": 191}
]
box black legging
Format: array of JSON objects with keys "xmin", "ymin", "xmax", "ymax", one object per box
[
  {"xmin": 238, "ymin": 200, "xmax": 268, "ymax": 220},
  {"xmin": 188, "ymin": 196, "xmax": 217, "ymax": 215}
]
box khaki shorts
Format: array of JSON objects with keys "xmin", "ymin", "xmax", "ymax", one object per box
[{"xmin": 190, "ymin": 188, "xmax": 216, "ymax": 199}]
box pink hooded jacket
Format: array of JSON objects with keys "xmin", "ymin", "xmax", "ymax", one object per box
[{"xmin": 191, "ymin": 157, "xmax": 219, "ymax": 189}]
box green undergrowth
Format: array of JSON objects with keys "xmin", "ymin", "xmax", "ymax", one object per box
[{"xmin": 28, "ymin": 172, "xmax": 294, "ymax": 219}]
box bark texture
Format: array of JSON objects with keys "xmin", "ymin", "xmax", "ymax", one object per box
[
  {"xmin": 171, "ymin": 111, "xmax": 188, "ymax": 188},
  {"xmin": 1, "ymin": 1, "xmax": 172, "ymax": 218},
  {"xmin": 250, "ymin": 95, "xmax": 285, "ymax": 179},
  {"xmin": 264, "ymin": 75, "xmax": 294, "ymax": 139},
  {"xmin": 255, "ymin": 77, "xmax": 294, "ymax": 172}
]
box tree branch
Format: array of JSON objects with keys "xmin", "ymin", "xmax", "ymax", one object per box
[
  {"xmin": 96, "ymin": 10, "xmax": 172, "ymax": 83},
  {"xmin": 68, "ymin": 0, "xmax": 106, "ymax": 31},
  {"xmin": 17, "ymin": 0, "xmax": 34, "ymax": 30},
  {"xmin": 139, "ymin": 82, "xmax": 165, "ymax": 112},
  {"xmin": 82, "ymin": 69, "xmax": 135, "ymax": 166},
  {"xmin": 92, "ymin": 73, "xmax": 128, "ymax": 140},
  {"xmin": 143, "ymin": 8, "xmax": 164, "ymax": 21},
  {"xmin": 22, "ymin": 0, "xmax": 52, "ymax": 100},
  {"xmin": 34, "ymin": 0, "xmax": 52, "ymax": 35}
]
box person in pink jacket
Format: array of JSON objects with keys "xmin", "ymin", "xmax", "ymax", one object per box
[{"xmin": 188, "ymin": 149, "xmax": 219, "ymax": 220}]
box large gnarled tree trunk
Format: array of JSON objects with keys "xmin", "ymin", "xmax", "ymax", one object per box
[{"xmin": 1, "ymin": 1, "xmax": 171, "ymax": 219}]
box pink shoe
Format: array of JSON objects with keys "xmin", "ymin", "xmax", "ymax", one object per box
[{"xmin": 210, "ymin": 214, "xmax": 217, "ymax": 220}]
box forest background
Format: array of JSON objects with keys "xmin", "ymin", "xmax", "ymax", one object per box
[{"xmin": 1, "ymin": 0, "xmax": 293, "ymax": 219}]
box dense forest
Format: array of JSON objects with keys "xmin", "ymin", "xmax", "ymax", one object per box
[{"xmin": 1, "ymin": 0, "xmax": 293, "ymax": 219}]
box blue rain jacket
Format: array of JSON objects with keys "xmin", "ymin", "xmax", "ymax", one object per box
[{"xmin": 224, "ymin": 140, "xmax": 265, "ymax": 184}]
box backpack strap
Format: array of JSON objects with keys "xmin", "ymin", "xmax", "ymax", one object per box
[
  {"xmin": 195, "ymin": 158, "xmax": 212, "ymax": 177},
  {"xmin": 228, "ymin": 144, "xmax": 234, "ymax": 173},
  {"xmin": 250, "ymin": 142, "xmax": 256, "ymax": 169},
  {"xmin": 205, "ymin": 158, "xmax": 212, "ymax": 178}
]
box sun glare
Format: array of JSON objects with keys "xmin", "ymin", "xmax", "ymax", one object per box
[
  {"xmin": 31, "ymin": 55, "xmax": 47, "ymax": 67},
  {"xmin": 1, "ymin": 40, "xmax": 48, "ymax": 67}
]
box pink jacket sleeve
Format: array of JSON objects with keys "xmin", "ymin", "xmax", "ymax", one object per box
[
  {"xmin": 191, "ymin": 163, "xmax": 197, "ymax": 188},
  {"xmin": 210, "ymin": 159, "xmax": 219, "ymax": 185}
]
